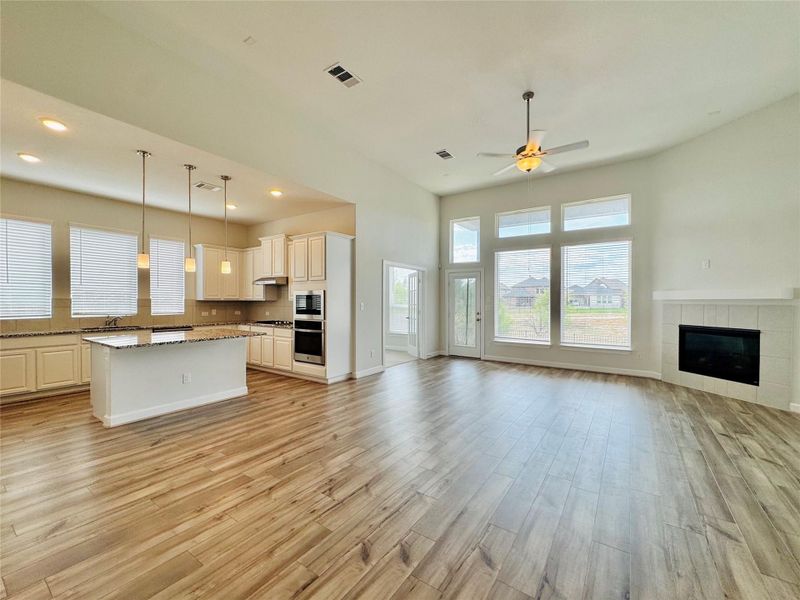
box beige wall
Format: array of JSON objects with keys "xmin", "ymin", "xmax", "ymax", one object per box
[
  {"xmin": 0, "ymin": 177, "xmax": 252, "ymax": 332},
  {"xmin": 246, "ymin": 204, "xmax": 355, "ymax": 244},
  {"xmin": 2, "ymin": 2, "xmax": 440, "ymax": 374}
]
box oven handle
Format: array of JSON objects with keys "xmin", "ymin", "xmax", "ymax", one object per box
[{"xmin": 294, "ymin": 328, "xmax": 324, "ymax": 333}]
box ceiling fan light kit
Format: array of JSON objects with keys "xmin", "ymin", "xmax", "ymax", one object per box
[{"xmin": 478, "ymin": 90, "xmax": 589, "ymax": 176}]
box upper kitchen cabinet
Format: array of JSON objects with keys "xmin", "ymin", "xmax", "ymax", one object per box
[
  {"xmin": 240, "ymin": 247, "xmax": 266, "ymax": 301},
  {"xmin": 291, "ymin": 233, "xmax": 325, "ymax": 282},
  {"xmin": 196, "ymin": 244, "xmax": 273, "ymax": 301},
  {"xmin": 258, "ymin": 235, "xmax": 288, "ymax": 278}
]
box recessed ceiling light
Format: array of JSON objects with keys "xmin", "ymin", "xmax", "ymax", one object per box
[
  {"xmin": 269, "ymin": 189, "xmax": 283, "ymax": 197},
  {"xmin": 226, "ymin": 203, "xmax": 237, "ymax": 210},
  {"xmin": 39, "ymin": 118, "xmax": 68, "ymax": 132},
  {"xmin": 17, "ymin": 152, "xmax": 41, "ymax": 163}
]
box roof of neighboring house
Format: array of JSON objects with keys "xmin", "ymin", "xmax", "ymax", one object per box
[
  {"xmin": 504, "ymin": 277, "xmax": 550, "ymax": 298},
  {"xmin": 568, "ymin": 277, "xmax": 626, "ymax": 295}
]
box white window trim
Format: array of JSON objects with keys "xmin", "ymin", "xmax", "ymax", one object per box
[
  {"xmin": 561, "ymin": 193, "xmax": 632, "ymax": 232},
  {"xmin": 559, "ymin": 238, "xmax": 633, "ymax": 351},
  {"xmin": 450, "ymin": 216, "xmax": 481, "ymax": 264},
  {"xmin": 495, "ymin": 206, "xmax": 552, "ymax": 239}
]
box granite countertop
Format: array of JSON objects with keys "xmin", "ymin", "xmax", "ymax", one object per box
[
  {"xmin": 0, "ymin": 321, "xmax": 292, "ymax": 339},
  {"xmin": 83, "ymin": 327, "xmax": 261, "ymax": 349}
]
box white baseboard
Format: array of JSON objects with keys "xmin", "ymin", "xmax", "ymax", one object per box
[
  {"xmin": 354, "ymin": 365, "xmax": 385, "ymax": 379},
  {"xmin": 481, "ymin": 354, "xmax": 661, "ymax": 380},
  {"xmin": 384, "ymin": 344, "xmax": 407, "ymax": 352},
  {"xmin": 790, "ymin": 403, "xmax": 800, "ymax": 414},
  {"xmin": 422, "ymin": 350, "xmax": 445, "ymax": 359},
  {"xmin": 102, "ymin": 386, "xmax": 249, "ymax": 427}
]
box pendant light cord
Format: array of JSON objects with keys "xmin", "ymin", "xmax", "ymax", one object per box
[
  {"xmin": 221, "ymin": 175, "xmax": 231, "ymax": 260},
  {"xmin": 141, "ymin": 152, "xmax": 146, "ymax": 253}
]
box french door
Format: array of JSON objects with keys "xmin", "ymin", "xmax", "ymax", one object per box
[
  {"xmin": 407, "ymin": 271, "xmax": 419, "ymax": 358},
  {"xmin": 448, "ymin": 271, "xmax": 482, "ymax": 358}
]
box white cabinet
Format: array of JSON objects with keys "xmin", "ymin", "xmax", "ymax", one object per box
[
  {"xmin": 222, "ymin": 250, "xmax": 240, "ymax": 299},
  {"xmin": 289, "ymin": 234, "xmax": 326, "ymax": 282},
  {"xmin": 274, "ymin": 335, "xmax": 293, "ymax": 371},
  {"xmin": 308, "ymin": 235, "xmax": 326, "ymax": 281},
  {"xmin": 293, "ymin": 237, "xmax": 308, "ymax": 282},
  {"xmin": 287, "ymin": 241, "xmax": 294, "ymax": 281},
  {"xmin": 202, "ymin": 246, "xmax": 223, "ymax": 299},
  {"xmin": 81, "ymin": 343, "xmax": 91, "ymax": 383},
  {"xmin": 248, "ymin": 335, "xmax": 262, "ymax": 364},
  {"xmin": 258, "ymin": 235, "xmax": 288, "ymax": 278},
  {"xmin": 261, "ymin": 335, "xmax": 274, "ymax": 367},
  {"xmin": 36, "ymin": 345, "xmax": 80, "ymax": 390},
  {"xmin": 240, "ymin": 248, "xmax": 265, "ymax": 301},
  {"xmin": 0, "ymin": 349, "xmax": 36, "ymax": 395}
]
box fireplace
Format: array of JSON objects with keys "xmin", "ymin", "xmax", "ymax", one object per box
[{"xmin": 678, "ymin": 325, "xmax": 760, "ymax": 386}]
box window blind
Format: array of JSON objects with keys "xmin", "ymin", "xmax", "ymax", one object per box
[
  {"xmin": 561, "ymin": 240, "xmax": 631, "ymax": 349},
  {"xmin": 150, "ymin": 238, "xmax": 185, "ymax": 315},
  {"xmin": 0, "ymin": 217, "xmax": 52, "ymax": 319},
  {"xmin": 497, "ymin": 207, "xmax": 550, "ymax": 238},
  {"xmin": 563, "ymin": 195, "xmax": 630, "ymax": 231},
  {"xmin": 494, "ymin": 248, "xmax": 550, "ymax": 343},
  {"xmin": 451, "ymin": 217, "xmax": 480, "ymax": 263},
  {"xmin": 70, "ymin": 226, "xmax": 138, "ymax": 317}
]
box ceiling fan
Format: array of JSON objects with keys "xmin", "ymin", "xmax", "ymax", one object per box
[{"xmin": 478, "ymin": 91, "xmax": 589, "ymax": 176}]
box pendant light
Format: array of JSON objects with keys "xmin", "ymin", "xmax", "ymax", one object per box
[
  {"xmin": 220, "ymin": 175, "xmax": 232, "ymax": 274},
  {"xmin": 136, "ymin": 150, "xmax": 151, "ymax": 269},
  {"xmin": 184, "ymin": 164, "xmax": 197, "ymax": 272}
]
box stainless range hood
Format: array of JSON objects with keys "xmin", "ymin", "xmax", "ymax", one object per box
[{"xmin": 253, "ymin": 276, "xmax": 288, "ymax": 285}]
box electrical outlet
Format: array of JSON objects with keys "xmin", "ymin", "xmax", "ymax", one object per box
[
  {"xmin": 211, "ymin": 309, "xmax": 217, "ymax": 315},
  {"xmin": 264, "ymin": 311, "xmax": 270, "ymax": 316},
  {"xmin": 370, "ymin": 349, "xmax": 374, "ymax": 358},
  {"xmin": 234, "ymin": 310, "xmax": 241, "ymax": 315},
  {"xmin": 360, "ymin": 302, "xmax": 365, "ymax": 312},
  {"xmin": 182, "ymin": 373, "xmax": 191, "ymax": 384},
  {"xmin": 201, "ymin": 311, "xmax": 209, "ymax": 317},
  {"xmin": 702, "ymin": 259, "xmax": 711, "ymax": 270}
]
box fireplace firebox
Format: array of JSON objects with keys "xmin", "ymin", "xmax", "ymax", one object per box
[{"xmin": 678, "ymin": 325, "xmax": 760, "ymax": 386}]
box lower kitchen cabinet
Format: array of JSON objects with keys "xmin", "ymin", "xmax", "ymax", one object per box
[
  {"xmin": 261, "ymin": 335, "xmax": 275, "ymax": 367},
  {"xmin": 274, "ymin": 337, "xmax": 293, "ymax": 370},
  {"xmin": 36, "ymin": 345, "xmax": 80, "ymax": 390},
  {"xmin": 0, "ymin": 349, "xmax": 36, "ymax": 395},
  {"xmin": 248, "ymin": 335, "xmax": 262, "ymax": 364},
  {"xmin": 81, "ymin": 344, "xmax": 91, "ymax": 383}
]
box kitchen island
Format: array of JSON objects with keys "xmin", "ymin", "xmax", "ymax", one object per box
[{"xmin": 84, "ymin": 328, "xmax": 258, "ymax": 427}]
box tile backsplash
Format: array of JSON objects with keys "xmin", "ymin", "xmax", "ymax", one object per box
[{"xmin": 661, "ymin": 303, "xmax": 796, "ymax": 410}]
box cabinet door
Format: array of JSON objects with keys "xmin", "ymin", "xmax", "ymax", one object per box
[
  {"xmin": 81, "ymin": 344, "xmax": 91, "ymax": 383},
  {"xmin": 248, "ymin": 336, "xmax": 262, "ymax": 365},
  {"xmin": 252, "ymin": 247, "xmax": 265, "ymax": 300},
  {"xmin": 272, "ymin": 237, "xmax": 286, "ymax": 277},
  {"xmin": 274, "ymin": 337, "xmax": 293, "ymax": 371},
  {"xmin": 308, "ymin": 235, "xmax": 326, "ymax": 281},
  {"xmin": 0, "ymin": 349, "xmax": 36, "ymax": 394},
  {"xmin": 293, "ymin": 238, "xmax": 308, "ymax": 282},
  {"xmin": 203, "ymin": 247, "xmax": 222, "ymax": 299},
  {"xmin": 241, "ymin": 249, "xmax": 254, "ymax": 300},
  {"xmin": 222, "ymin": 251, "xmax": 240, "ymax": 299},
  {"xmin": 287, "ymin": 241, "xmax": 294, "ymax": 282},
  {"xmin": 261, "ymin": 240, "xmax": 273, "ymax": 278},
  {"xmin": 261, "ymin": 336, "xmax": 274, "ymax": 367},
  {"xmin": 36, "ymin": 345, "xmax": 80, "ymax": 390}
]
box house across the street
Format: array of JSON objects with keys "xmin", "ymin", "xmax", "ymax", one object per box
[{"xmin": 567, "ymin": 277, "xmax": 627, "ymax": 308}]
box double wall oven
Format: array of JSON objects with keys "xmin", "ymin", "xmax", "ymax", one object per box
[{"xmin": 293, "ymin": 290, "xmax": 325, "ymax": 365}]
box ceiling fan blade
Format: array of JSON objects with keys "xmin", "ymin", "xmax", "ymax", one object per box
[
  {"xmin": 477, "ymin": 152, "xmax": 515, "ymax": 158},
  {"xmin": 540, "ymin": 140, "xmax": 589, "ymax": 156},
  {"xmin": 493, "ymin": 162, "xmax": 518, "ymax": 176},
  {"xmin": 537, "ymin": 160, "xmax": 556, "ymax": 173},
  {"xmin": 526, "ymin": 129, "xmax": 547, "ymax": 152}
]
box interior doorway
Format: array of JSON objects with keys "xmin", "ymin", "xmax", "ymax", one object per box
[{"xmin": 382, "ymin": 262, "xmax": 424, "ymax": 368}]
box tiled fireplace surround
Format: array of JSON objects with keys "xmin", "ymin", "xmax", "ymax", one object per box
[{"xmin": 661, "ymin": 303, "xmax": 796, "ymax": 411}]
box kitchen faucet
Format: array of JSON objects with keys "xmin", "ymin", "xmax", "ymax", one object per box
[{"xmin": 104, "ymin": 316, "xmax": 122, "ymax": 327}]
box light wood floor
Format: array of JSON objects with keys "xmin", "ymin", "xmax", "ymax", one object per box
[{"xmin": 2, "ymin": 358, "xmax": 800, "ymax": 600}]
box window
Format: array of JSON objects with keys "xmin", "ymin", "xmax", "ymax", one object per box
[
  {"xmin": 70, "ymin": 226, "xmax": 138, "ymax": 317},
  {"xmin": 563, "ymin": 195, "xmax": 630, "ymax": 231},
  {"xmin": 150, "ymin": 237, "xmax": 185, "ymax": 315},
  {"xmin": 450, "ymin": 217, "xmax": 480, "ymax": 263},
  {"xmin": 0, "ymin": 217, "xmax": 52, "ymax": 319},
  {"xmin": 561, "ymin": 240, "xmax": 631, "ymax": 349},
  {"xmin": 497, "ymin": 207, "xmax": 550, "ymax": 238},
  {"xmin": 388, "ymin": 266, "xmax": 415, "ymax": 334},
  {"xmin": 495, "ymin": 248, "xmax": 550, "ymax": 343}
]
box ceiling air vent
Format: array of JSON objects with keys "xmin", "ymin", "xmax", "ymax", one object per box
[
  {"xmin": 325, "ymin": 62, "xmax": 362, "ymax": 88},
  {"xmin": 435, "ymin": 149, "xmax": 454, "ymax": 160},
  {"xmin": 194, "ymin": 181, "xmax": 222, "ymax": 192}
]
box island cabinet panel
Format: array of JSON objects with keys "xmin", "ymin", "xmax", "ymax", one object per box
[
  {"xmin": 293, "ymin": 238, "xmax": 308, "ymax": 282},
  {"xmin": 308, "ymin": 235, "xmax": 326, "ymax": 281},
  {"xmin": 0, "ymin": 349, "xmax": 36, "ymax": 395},
  {"xmin": 36, "ymin": 345, "xmax": 80, "ymax": 390},
  {"xmin": 81, "ymin": 343, "xmax": 91, "ymax": 383},
  {"xmin": 274, "ymin": 337, "xmax": 293, "ymax": 371}
]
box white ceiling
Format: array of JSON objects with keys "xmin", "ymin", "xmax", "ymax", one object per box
[
  {"xmin": 90, "ymin": 1, "xmax": 800, "ymax": 195},
  {"xmin": 0, "ymin": 81, "xmax": 350, "ymax": 224}
]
